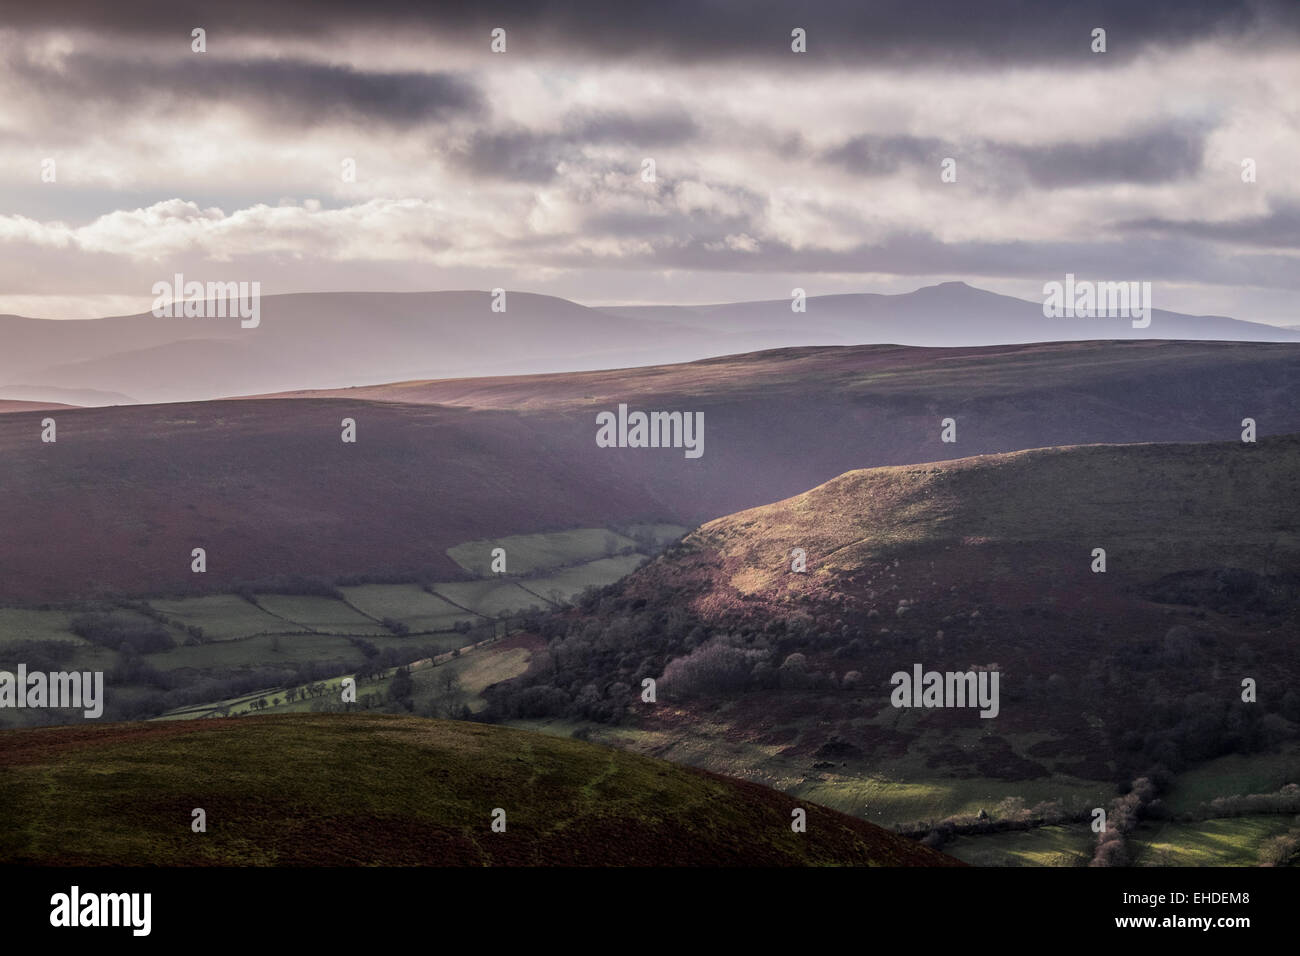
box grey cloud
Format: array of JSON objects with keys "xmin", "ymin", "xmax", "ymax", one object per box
[
  {"xmin": 567, "ymin": 111, "xmax": 699, "ymax": 147},
  {"xmin": 1008, "ymin": 126, "xmax": 1206, "ymax": 187},
  {"xmin": 12, "ymin": 53, "xmax": 483, "ymax": 128},
  {"xmin": 582, "ymin": 180, "xmax": 766, "ymax": 238},
  {"xmin": 823, "ymin": 135, "xmax": 946, "ymax": 175},
  {"xmin": 820, "ymin": 126, "xmax": 1207, "ymax": 186},
  {"xmin": 452, "ymin": 130, "xmax": 567, "ymax": 183},
  {"xmin": 5, "ymin": 1, "xmax": 1297, "ymax": 66},
  {"xmin": 1120, "ymin": 202, "xmax": 1300, "ymax": 248},
  {"xmin": 450, "ymin": 110, "xmax": 700, "ymax": 182}
]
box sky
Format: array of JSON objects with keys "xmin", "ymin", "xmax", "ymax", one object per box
[{"xmin": 1, "ymin": 0, "xmax": 1298, "ymax": 323}]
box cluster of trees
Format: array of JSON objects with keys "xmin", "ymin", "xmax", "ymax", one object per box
[
  {"xmin": 1091, "ymin": 773, "xmax": 1167, "ymax": 867},
  {"xmin": 481, "ymin": 562, "xmax": 1300, "ymax": 798},
  {"xmin": 1090, "ymin": 781, "xmax": 1300, "ymax": 867},
  {"xmin": 910, "ymin": 797, "xmax": 1082, "ymax": 850},
  {"xmin": 1260, "ymin": 819, "xmax": 1300, "ymax": 866},
  {"xmin": 1148, "ymin": 567, "xmax": 1298, "ymax": 617},
  {"xmin": 118, "ymin": 600, "xmax": 205, "ymax": 644},
  {"xmin": 284, "ymin": 681, "xmax": 333, "ymax": 703},
  {"xmin": 482, "ymin": 583, "xmax": 844, "ymax": 722},
  {"xmin": 0, "ymin": 639, "xmax": 78, "ymax": 672},
  {"xmin": 660, "ymin": 638, "xmax": 767, "ymax": 695},
  {"xmin": 1194, "ymin": 783, "xmax": 1300, "ymax": 820},
  {"xmin": 1115, "ymin": 690, "xmax": 1294, "ymax": 777},
  {"xmin": 388, "ymin": 667, "xmax": 414, "ymax": 708},
  {"xmin": 70, "ymin": 612, "xmax": 174, "ymax": 653}
]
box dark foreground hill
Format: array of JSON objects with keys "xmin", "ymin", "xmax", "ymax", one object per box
[
  {"xmin": 0, "ymin": 713, "xmax": 957, "ymax": 866},
  {"xmin": 486, "ymin": 436, "xmax": 1300, "ymax": 788},
  {"xmin": 1, "ymin": 339, "xmax": 1297, "ymax": 602}
]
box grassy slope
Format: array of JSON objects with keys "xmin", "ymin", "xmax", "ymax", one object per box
[
  {"xmin": 0, "ymin": 714, "xmax": 960, "ymax": 867},
  {"xmin": 684, "ymin": 436, "xmax": 1298, "ymax": 602},
  {"xmin": 1130, "ymin": 816, "xmax": 1299, "ymax": 867}
]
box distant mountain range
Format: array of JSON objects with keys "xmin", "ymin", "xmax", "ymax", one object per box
[{"xmin": 3, "ymin": 282, "xmax": 1296, "ymax": 405}]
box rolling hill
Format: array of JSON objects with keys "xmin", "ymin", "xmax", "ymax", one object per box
[
  {"xmin": 0, "ymin": 291, "xmax": 712, "ymax": 406},
  {"xmin": 0, "ymin": 713, "xmax": 959, "ymax": 866},
  {"xmin": 606, "ymin": 281, "xmax": 1300, "ymax": 348},
  {"xmin": 3, "ymin": 283, "xmax": 1296, "ymax": 405},
  {"xmin": 0, "ymin": 399, "xmax": 74, "ymax": 414},
  {"xmin": 484, "ymin": 436, "xmax": 1300, "ymax": 816},
  {"xmin": 1, "ymin": 339, "xmax": 1297, "ymax": 602}
]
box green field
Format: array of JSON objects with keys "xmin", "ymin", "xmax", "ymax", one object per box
[
  {"xmin": 150, "ymin": 632, "xmax": 363, "ymax": 672},
  {"xmin": 252, "ymin": 594, "xmax": 388, "ymax": 634},
  {"xmin": 340, "ymin": 584, "xmax": 474, "ymax": 632},
  {"xmin": 0, "ymin": 526, "xmax": 670, "ymax": 729},
  {"xmin": 1163, "ymin": 747, "xmax": 1300, "ymax": 814},
  {"xmin": 150, "ymin": 595, "xmax": 304, "ymax": 641},
  {"xmin": 622, "ymin": 523, "xmax": 691, "ymax": 548},
  {"xmin": 524, "ymin": 555, "xmax": 647, "ymax": 603},
  {"xmin": 0, "ymin": 608, "xmax": 85, "ymax": 647},
  {"xmin": 945, "ymin": 825, "xmax": 1094, "ymax": 867},
  {"xmin": 408, "ymin": 645, "xmax": 534, "ymax": 714},
  {"xmin": 447, "ymin": 528, "xmax": 638, "ymax": 576},
  {"xmin": 792, "ymin": 774, "xmax": 1111, "ymax": 828},
  {"xmin": 430, "ymin": 580, "xmax": 545, "ymax": 617},
  {"xmin": 1130, "ymin": 815, "xmax": 1298, "ymax": 866}
]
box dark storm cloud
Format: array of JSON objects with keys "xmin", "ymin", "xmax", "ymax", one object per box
[
  {"xmin": 821, "ymin": 126, "xmax": 1207, "ymax": 186},
  {"xmin": 13, "ymin": 53, "xmax": 482, "ymax": 127},
  {"xmin": 6, "ymin": 1, "xmax": 1297, "ymax": 65},
  {"xmin": 1120, "ymin": 202, "xmax": 1300, "ymax": 248},
  {"xmin": 452, "ymin": 129, "xmax": 566, "ymax": 183},
  {"xmin": 568, "ymin": 111, "xmax": 699, "ymax": 147},
  {"xmin": 450, "ymin": 111, "xmax": 700, "ymax": 182},
  {"xmin": 1008, "ymin": 126, "xmax": 1207, "ymax": 187}
]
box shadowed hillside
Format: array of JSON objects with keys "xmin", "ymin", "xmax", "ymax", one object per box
[
  {"xmin": 1, "ymin": 340, "xmax": 1296, "ymax": 601},
  {"xmin": 0, "ymin": 713, "xmax": 960, "ymax": 866}
]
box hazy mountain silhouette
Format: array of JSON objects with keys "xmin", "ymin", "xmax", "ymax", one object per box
[
  {"xmin": 3, "ymin": 283, "xmax": 1295, "ymax": 405},
  {"xmin": 606, "ymin": 281, "xmax": 1299, "ymax": 347}
]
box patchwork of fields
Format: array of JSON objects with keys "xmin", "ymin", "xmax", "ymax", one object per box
[{"xmin": 0, "ymin": 524, "xmax": 687, "ymax": 728}]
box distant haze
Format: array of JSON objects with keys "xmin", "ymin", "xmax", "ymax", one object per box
[{"xmin": 2, "ymin": 282, "xmax": 1298, "ymax": 405}]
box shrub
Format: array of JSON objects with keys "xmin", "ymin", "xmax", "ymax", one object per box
[{"xmin": 660, "ymin": 639, "xmax": 764, "ymax": 696}]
